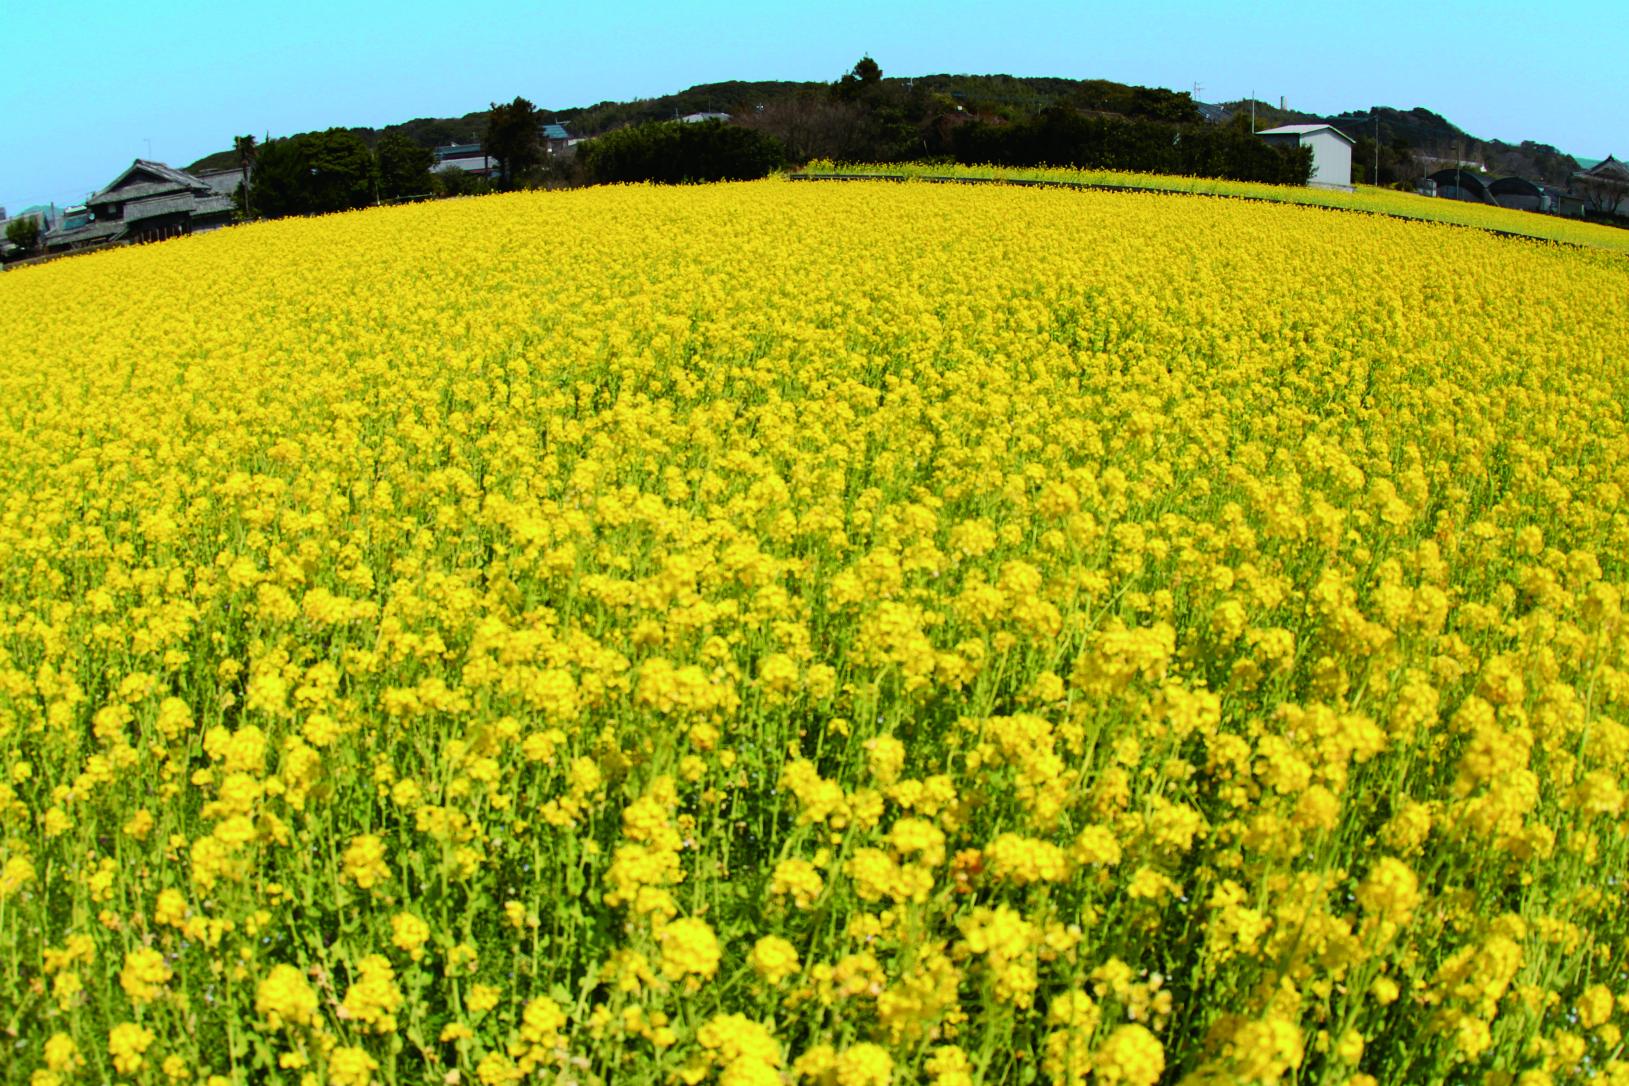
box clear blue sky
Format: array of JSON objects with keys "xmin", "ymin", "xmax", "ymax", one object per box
[{"xmin": 3, "ymin": 0, "xmax": 1624, "ymax": 211}]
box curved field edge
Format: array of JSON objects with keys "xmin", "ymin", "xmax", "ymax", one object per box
[
  {"xmin": 0, "ymin": 181, "xmax": 1628, "ymax": 1086},
  {"xmin": 793, "ymin": 161, "xmax": 1629, "ymax": 253}
]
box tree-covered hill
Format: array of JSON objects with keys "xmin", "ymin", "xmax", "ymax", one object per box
[
  {"xmin": 1218, "ymin": 100, "xmax": 1580, "ymax": 187},
  {"xmin": 185, "ymin": 70, "xmax": 1585, "ymax": 189}
]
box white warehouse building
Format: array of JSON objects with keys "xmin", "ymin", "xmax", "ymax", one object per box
[{"xmin": 1256, "ymin": 124, "xmax": 1356, "ymax": 191}]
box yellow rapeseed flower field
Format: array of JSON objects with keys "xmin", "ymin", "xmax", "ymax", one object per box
[{"xmin": 2, "ymin": 180, "xmax": 1628, "ymax": 1086}]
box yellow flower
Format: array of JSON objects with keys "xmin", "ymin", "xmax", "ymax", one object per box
[
  {"xmin": 340, "ymin": 955, "xmax": 403, "ymax": 1033},
  {"xmin": 341, "ymin": 834, "xmax": 391, "ymax": 890},
  {"xmin": 1092, "ymin": 1024, "xmax": 1164, "ymax": 1086},
  {"xmin": 390, "ymin": 912, "xmax": 431, "ymax": 962},
  {"xmin": 0, "ymin": 855, "xmax": 36, "ymax": 899},
  {"xmin": 769, "ymin": 858, "xmax": 825, "ymax": 909},
  {"xmin": 119, "ymin": 947, "xmax": 172, "ymax": 1004},
  {"xmin": 659, "ymin": 917, "xmax": 721, "ymax": 982},
  {"xmin": 984, "ymin": 833, "xmax": 1070, "ymax": 885},
  {"xmin": 510, "ymin": 995, "xmax": 568, "ymax": 1074},
  {"xmin": 43, "ymin": 1033, "xmax": 82, "ymax": 1074},
  {"xmin": 108, "ymin": 1023, "xmax": 155, "ymax": 1075},
  {"xmin": 327, "ymin": 1045, "xmax": 379, "ymax": 1086},
  {"xmin": 1577, "ymin": 984, "xmax": 1616, "ymax": 1029},
  {"xmin": 834, "ymin": 1042, "xmax": 893, "ymax": 1086},
  {"xmin": 255, "ymin": 963, "xmax": 318, "ymax": 1029},
  {"xmin": 924, "ymin": 1046, "xmax": 974, "ymax": 1086},
  {"xmin": 1357, "ymin": 856, "xmax": 1421, "ymax": 924},
  {"xmin": 697, "ymin": 1012, "xmax": 783, "ymax": 1070},
  {"xmin": 467, "ymin": 982, "xmax": 501, "ymax": 1014},
  {"xmin": 749, "ymin": 935, "xmax": 801, "ymax": 985}
]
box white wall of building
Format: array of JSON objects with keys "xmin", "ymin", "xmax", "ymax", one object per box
[{"xmin": 1304, "ymin": 130, "xmax": 1354, "ymax": 191}]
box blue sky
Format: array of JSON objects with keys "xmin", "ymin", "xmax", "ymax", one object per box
[{"xmin": 3, "ymin": 0, "xmax": 1624, "ymax": 211}]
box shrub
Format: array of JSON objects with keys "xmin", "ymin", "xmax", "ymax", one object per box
[{"xmin": 581, "ymin": 120, "xmax": 784, "ymax": 185}]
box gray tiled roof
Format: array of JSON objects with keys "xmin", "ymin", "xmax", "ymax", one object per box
[
  {"xmin": 1580, "ymin": 155, "xmax": 1629, "ymax": 181},
  {"xmin": 130, "ymin": 193, "xmax": 234, "ymax": 220},
  {"xmin": 194, "ymin": 169, "xmax": 245, "ymax": 195},
  {"xmin": 44, "ymin": 221, "xmax": 126, "ymax": 246},
  {"xmin": 92, "ymin": 179, "xmax": 191, "ymax": 205},
  {"xmin": 122, "ymin": 193, "xmax": 210, "ymax": 222},
  {"xmin": 92, "ymin": 159, "xmax": 216, "ymax": 204}
]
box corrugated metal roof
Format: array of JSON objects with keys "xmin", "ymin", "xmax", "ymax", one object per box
[
  {"xmin": 542, "ymin": 123, "xmax": 571, "ymax": 140},
  {"xmin": 1257, "ymin": 124, "xmax": 1356, "ymax": 144}
]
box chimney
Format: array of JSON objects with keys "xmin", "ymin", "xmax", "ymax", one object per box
[{"xmin": 1280, "ymin": 96, "xmax": 1286, "ymax": 111}]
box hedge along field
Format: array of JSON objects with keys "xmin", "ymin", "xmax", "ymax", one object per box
[{"xmin": 1, "ymin": 180, "xmax": 1629, "ymax": 1086}]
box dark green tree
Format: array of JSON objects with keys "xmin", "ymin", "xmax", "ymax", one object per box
[
  {"xmin": 431, "ymin": 169, "xmax": 495, "ymax": 198},
  {"xmin": 233, "ymin": 135, "xmax": 257, "ymax": 216},
  {"xmin": 835, "ymin": 56, "xmax": 883, "ymax": 101},
  {"xmin": 580, "ymin": 120, "xmax": 783, "ymax": 185},
  {"xmin": 951, "ymin": 107, "xmax": 1311, "ymax": 185},
  {"xmin": 376, "ymin": 133, "xmax": 435, "ymax": 200},
  {"xmin": 483, "ymin": 97, "xmax": 543, "ymax": 188},
  {"xmin": 5, "ymin": 215, "xmax": 41, "ymax": 255},
  {"xmin": 249, "ymin": 129, "xmax": 377, "ymax": 218}
]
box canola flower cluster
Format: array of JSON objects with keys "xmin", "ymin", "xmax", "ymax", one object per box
[
  {"xmin": 799, "ymin": 160, "xmax": 1629, "ymax": 254},
  {"xmin": 1, "ymin": 179, "xmax": 1628, "ymax": 1085}
]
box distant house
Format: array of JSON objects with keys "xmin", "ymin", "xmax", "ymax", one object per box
[
  {"xmin": 1425, "ymin": 168, "xmax": 1497, "ymax": 205},
  {"xmin": 1572, "ymin": 155, "xmax": 1629, "ymax": 217},
  {"xmin": 1256, "ymin": 124, "xmax": 1355, "ymax": 191},
  {"xmin": 434, "ymin": 144, "xmax": 500, "ymax": 176},
  {"xmin": 542, "ymin": 122, "xmax": 577, "ymax": 159},
  {"xmin": 679, "ymin": 112, "xmax": 731, "ymax": 124},
  {"xmin": 44, "ymin": 160, "xmax": 234, "ymax": 252}
]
